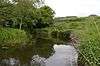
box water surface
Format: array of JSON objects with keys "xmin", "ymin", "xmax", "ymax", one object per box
[
  {"xmin": 0, "ymin": 30, "xmax": 78, "ymax": 66},
  {"xmin": 0, "ymin": 44, "xmax": 78, "ymax": 66}
]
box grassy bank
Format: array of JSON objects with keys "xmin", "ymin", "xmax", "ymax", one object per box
[
  {"xmin": 44, "ymin": 16, "xmax": 100, "ymax": 66},
  {"xmin": 77, "ymin": 17, "xmax": 100, "ymax": 66},
  {"xmin": 0, "ymin": 27, "xmax": 29, "ymax": 48}
]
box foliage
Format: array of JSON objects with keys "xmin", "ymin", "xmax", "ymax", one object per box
[
  {"xmin": 45, "ymin": 16, "xmax": 100, "ymax": 66},
  {"xmin": 32, "ymin": 5, "xmax": 55, "ymax": 28},
  {"xmin": 0, "ymin": 0, "xmax": 14, "ymax": 24},
  {"xmin": 0, "ymin": 0, "xmax": 55, "ymax": 30},
  {"xmin": 51, "ymin": 31, "xmax": 71, "ymax": 42},
  {"xmin": 0, "ymin": 27, "xmax": 28, "ymax": 47},
  {"xmin": 77, "ymin": 17, "xmax": 100, "ymax": 66},
  {"xmin": 11, "ymin": 0, "xmax": 37, "ymax": 29}
]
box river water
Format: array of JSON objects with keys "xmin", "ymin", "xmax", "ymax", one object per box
[
  {"xmin": 46, "ymin": 45, "xmax": 78, "ymax": 66},
  {"xmin": 0, "ymin": 30, "xmax": 78, "ymax": 66},
  {"xmin": 0, "ymin": 44, "xmax": 78, "ymax": 66}
]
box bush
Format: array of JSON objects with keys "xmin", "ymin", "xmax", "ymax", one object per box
[
  {"xmin": 51, "ymin": 31, "xmax": 71, "ymax": 42},
  {"xmin": 0, "ymin": 28, "xmax": 28, "ymax": 47}
]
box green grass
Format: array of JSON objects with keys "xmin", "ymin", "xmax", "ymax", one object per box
[
  {"xmin": 77, "ymin": 17, "xmax": 100, "ymax": 66},
  {"xmin": 45, "ymin": 17, "xmax": 100, "ymax": 66},
  {"xmin": 0, "ymin": 27, "xmax": 29, "ymax": 47}
]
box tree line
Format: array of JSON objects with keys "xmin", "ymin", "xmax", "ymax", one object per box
[{"xmin": 0, "ymin": 0, "xmax": 55, "ymax": 31}]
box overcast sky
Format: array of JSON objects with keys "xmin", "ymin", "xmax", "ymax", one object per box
[{"xmin": 45, "ymin": 0, "xmax": 100, "ymax": 17}]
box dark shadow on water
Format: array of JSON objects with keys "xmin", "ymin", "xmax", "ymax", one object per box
[
  {"xmin": 0, "ymin": 38, "xmax": 55, "ymax": 66},
  {"xmin": 0, "ymin": 30, "xmax": 78, "ymax": 66}
]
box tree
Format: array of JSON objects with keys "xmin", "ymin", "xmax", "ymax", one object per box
[
  {"xmin": 12, "ymin": 0, "xmax": 44, "ymax": 29},
  {"xmin": 0, "ymin": 0, "xmax": 55, "ymax": 30},
  {"xmin": 0, "ymin": 0, "xmax": 14, "ymax": 26},
  {"xmin": 39, "ymin": 5, "xmax": 55, "ymax": 24},
  {"xmin": 12, "ymin": 0, "xmax": 32, "ymax": 29},
  {"xmin": 32, "ymin": 5, "xmax": 55, "ymax": 28}
]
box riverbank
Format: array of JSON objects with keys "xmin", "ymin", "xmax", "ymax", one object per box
[
  {"xmin": 0, "ymin": 16, "xmax": 100, "ymax": 66},
  {"xmin": 45, "ymin": 16, "xmax": 100, "ymax": 66}
]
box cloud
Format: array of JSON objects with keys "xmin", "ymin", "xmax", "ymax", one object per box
[{"xmin": 45, "ymin": 0, "xmax": 100, "ymax": 17}]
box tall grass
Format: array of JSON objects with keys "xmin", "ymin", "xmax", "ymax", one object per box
[
  {"xmin": 46, "ymin": 17, "xmax": 100, "ymax": 66},
  {"xmin": 77, "ymin": 17, "xmax": 100, "ymax": 66}
]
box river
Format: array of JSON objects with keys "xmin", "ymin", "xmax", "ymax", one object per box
[{"xmin": 0, "ymin": 30, "xmax": 78, "ymax": 66}]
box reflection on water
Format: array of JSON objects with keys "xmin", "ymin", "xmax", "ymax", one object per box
[
  {"xmin": 0, "ymin": 30, "xmax": 78, "ymax": 66},
  {"xmin": 46, "ymin": 45, "xmax": 78, "ymax": 66},
  {"xmin": 0, "ymin": 38, "xmax": 54, "ymax": 66},
  {"xmin": 0, "ymin": 45, "xmax": 78, "ymax": 66}
]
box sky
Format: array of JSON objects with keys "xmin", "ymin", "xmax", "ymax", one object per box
[{"xmin": 45, "ymin": 0, "xmax": 100, "ymax": 17}]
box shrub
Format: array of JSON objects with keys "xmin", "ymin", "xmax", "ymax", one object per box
[{"xmin": 0, "ymin": 28, "xmax": 28, "ymax": 47}]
